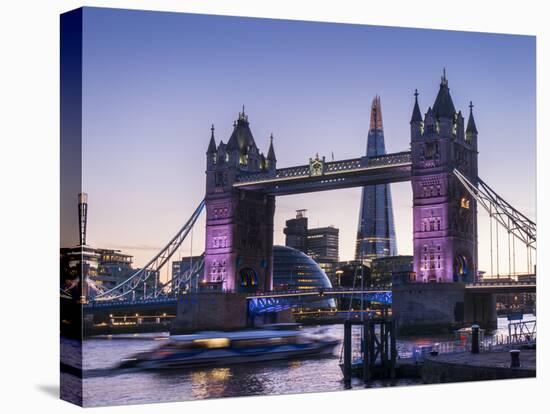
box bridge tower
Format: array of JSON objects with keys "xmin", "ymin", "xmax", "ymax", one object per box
[
  {"xmin": 204, "ymin": 108, "xmax": 276, "ymax": 292},
  {"xmin": 410, "ymin": 72, "xmax": 479, "ymax": 283}
]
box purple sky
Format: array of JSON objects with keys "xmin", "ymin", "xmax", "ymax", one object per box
[{"xmin": 79, "ymin": 7, "xmax": 536, "ymax": 278}]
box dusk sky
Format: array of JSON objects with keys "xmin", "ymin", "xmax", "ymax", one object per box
[{"xmin": 80, "ymin": 7, "xmax": 536, "ymax": 279}]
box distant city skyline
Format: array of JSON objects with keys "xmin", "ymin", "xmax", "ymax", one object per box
[{"xmin": 74, "ymin": 8, "xmax": 535, "ymax": 279}]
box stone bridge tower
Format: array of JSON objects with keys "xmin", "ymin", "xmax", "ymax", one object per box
[
  {"xmin": 410, "ymin": 72, "xmax": 479, "ymax": 284},
  {"xmin": 204, "ymin": 108, "xmax": 276, "ymax": 292}
]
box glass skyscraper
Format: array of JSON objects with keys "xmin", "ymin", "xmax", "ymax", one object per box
[{"xmin": 355, "ymin": 96, "xmax": 398, "ymax": 260}]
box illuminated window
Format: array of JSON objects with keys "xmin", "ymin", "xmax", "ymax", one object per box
[{"xmin": 461, "ymin": 197, "xmax": 470, "ymax": 209}]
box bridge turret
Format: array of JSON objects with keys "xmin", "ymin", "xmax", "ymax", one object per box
[
  {"xmin": 266, "ymin": 133, "xmax": 277, "ymax": 172},
  {"xmin": 206, "ymin": 124, "xmax": 217, "ymax": 170},
  {"xmin": 466, "ymin": 101, "xmax": 478, "ymax": 148},
  {"xmin": 226, "ymin": 106, "xmax": 262, "ymax": 171},
  {"xmin": 410, "ymin": 89, "xmax": 423, "ymax": 139},
  {"xmin": 432, "ymin": 70, "xmax": 456, "ymax": 137}
]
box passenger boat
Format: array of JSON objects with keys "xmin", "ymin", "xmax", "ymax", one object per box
[{"xmin": 118, "ymin": 327, "xmax": 339, "ymax": 369}]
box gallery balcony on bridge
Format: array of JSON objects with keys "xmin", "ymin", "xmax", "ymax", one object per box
[{"xmin": 233, "ymin": 151, "xmax": 412, "ymax": 195}]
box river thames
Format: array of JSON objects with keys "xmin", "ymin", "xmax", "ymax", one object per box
[{"xmin": 63, "ymin": 316, "xmax": 532, "ymax": 407}]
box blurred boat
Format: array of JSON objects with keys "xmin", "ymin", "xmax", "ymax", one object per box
[{"xmin": 118, "ymin": 327, "xmax": 339, "ymax": 369}]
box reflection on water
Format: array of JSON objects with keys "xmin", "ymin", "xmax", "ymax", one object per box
[{"xmin": 76, "ymin": 316, "xmax": 532, "ymax": 407}]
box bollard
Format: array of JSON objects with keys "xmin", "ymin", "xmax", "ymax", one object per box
[
  {"xmin": 343, "ymin": 320, "xmax": 352, "ymax": 389},
  {"xmin": 471, "ymin": 324, "xmax": 480, "ymax": 354},
  {"xmin": 510, "ymin": 349, "xmax": 521, "ymax": 368},
  {"xmin": 362, "ymin": 320, "xmax": 369, "ymax": 385}
]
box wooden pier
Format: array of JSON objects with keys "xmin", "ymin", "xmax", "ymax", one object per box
[{"xmin": 342, "ymin": 317, "xmax": 397, "ymax": 388}]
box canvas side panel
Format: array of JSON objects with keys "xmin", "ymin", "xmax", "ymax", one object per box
[{"xmin": 60, "ymin": 7, "xmax": 84, "ymax": 407}]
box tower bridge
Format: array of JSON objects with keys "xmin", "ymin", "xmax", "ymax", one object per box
[
  {"xmin": 69, "ymin": 73, "xmax": 536, "ymax": 334},
  {"xmin": 203, "ymin": 72, "xmax": 482, "ymax": 294}
]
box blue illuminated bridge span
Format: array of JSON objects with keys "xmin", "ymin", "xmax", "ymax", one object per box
[
  {"xmin": 247, "ymin": 288, "xmax": 392, "ymax": 314},
  {"xmin": 245, "ymin": 279, "xmax": 536, "ymax": 314},
  {"xmin": 82, "ymin": 280, "xmax": 535, "ymax": 316},
  {"xmin": 82, "ymin": 288, "xmax": 392, "ymax": 314}
]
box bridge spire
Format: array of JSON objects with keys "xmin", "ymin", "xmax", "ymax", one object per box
[
  {"xmin": 267, "ymin": 133, "xmax": 276, "ymax": 163},
  {"xmin": 410, "ymin": 89, "xmax": 422, "ymax": 124},
  {"xmin": 466, "ymin": 100, "xmax": 478, "ymax": 135},
  {"xmin": 207, "ymin": 123, "xmax": 217, "ymax": 154},
  {"xmin": 433, "ymin": 69, "xmax": 456, "ymax": 119},
  {"xmin": 238, "ymin": 104, "xmax": 248, "ymax": 123}
]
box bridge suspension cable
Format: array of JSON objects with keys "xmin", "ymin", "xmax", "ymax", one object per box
[
  {"xmin": 93, "ymin": 199, "xmax": 205, "ymax": 301},
  {"xmin": 454, "ymin": 169, "xmax": 536, "ymax": 277},
  {"xmin": 453, "ymin": 169, "xmax": 536, "ymax": 249},
  {"xmin": 147, "ymin": 254, "xmax": 205, "ymax": 299}
]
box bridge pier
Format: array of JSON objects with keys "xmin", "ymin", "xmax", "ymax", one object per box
[
  {"xmin": 171, "ymin": 292, "xmax": 293, "ymax": 334},
  {"xmin": 171, "ymin": 292, "xmax": 249, "ymax": 334},
  {"xmin": 392, "ymin": 283, "xmax": 497, "ymax": 334},
  {"xmin": 392, "ymin": 283, "xmax": 467, "ymax": 335},
  {"xmin": 464, "ymin": 292, "xmax": 497, "ymax": 330}
]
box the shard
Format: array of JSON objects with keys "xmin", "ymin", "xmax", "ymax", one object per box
[{"xmin": 355, "ymin": 96, "xmax": 398, "ymax": 261}]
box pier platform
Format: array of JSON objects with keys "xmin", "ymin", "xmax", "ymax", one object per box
[{"xmin": 422, "ymin": 349, "xmax": 536, "ymax": 383}]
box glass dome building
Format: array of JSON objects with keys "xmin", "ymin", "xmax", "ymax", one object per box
[{"xmin": 272, "ymin": 245, "xmax": 335, "ymax": 308}]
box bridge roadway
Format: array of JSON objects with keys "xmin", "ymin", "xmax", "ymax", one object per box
[
  {"xmin": 84, "ymin": 297, "xmax": 178, "ymax": 313},
  {"xmin": 246, "ymin": 286, "xmax": 391, "ymax": 299},
  {"xmin": 84, "ymin": 287, "xmax": 392, "ymax": 317},
  {"xmin": 465, "ymin": 280, "xmax": 536, "ymax": 294},
  {"xmin": 85, "ymin": 287, "xmax": 391, "ymax": 309},
  {"xmin": 85, "ymin": 280, "xmax": 535, "ymax": 316}
]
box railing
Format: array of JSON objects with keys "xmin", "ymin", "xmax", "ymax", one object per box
[
  {"xmin": 276, "ymin": 165, "xmax": 311, "ymax": 178},
  {"xmin": 85, "ymin": 296, "xmax": 177, "ymax": 308},
  {"xmin": 235, "ymin": 152, "xmax": 412, "ymax": 184},
  {"xmin": 508, "ymin": 320, "xmax": 536, "ymax": 345},
  {"xmin": 402, "ymin": 321, "xmax": 536, "ymax": 360},
  {"xmin": 367, "ymin": 151, "xmax": 411, "ymax": 167},
  {"xmin": 235, "ymin": 171, "xmax": 274, "ymax": 183},
  {"xmin": 247, "ymin": 286, "xmax": 392, "ymax": 298},
  {"xmin": 324, "ymin": 158, "xmax": 362, "ymax": 173},
  {"xmin": 466, "ymin": 280, "xmax": 536, "ymax": 287}
]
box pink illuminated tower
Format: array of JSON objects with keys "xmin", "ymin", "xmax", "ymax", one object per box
[
  {"xmin": 410, "ymin": 72, "xmax": 478, "ymax": 283},
  {"xmin": 203, "ymin": 108, "xmax": 276, "ymax": 292}
]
